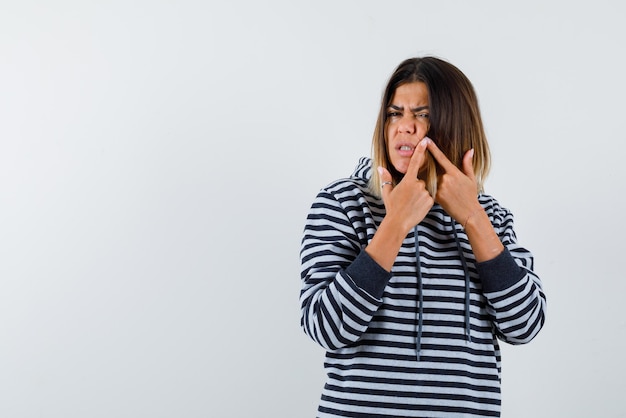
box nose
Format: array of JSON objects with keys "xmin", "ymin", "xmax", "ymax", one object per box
[{"xmin": 398, "ymin": 115, "xmax": 416, "ymax": 134}]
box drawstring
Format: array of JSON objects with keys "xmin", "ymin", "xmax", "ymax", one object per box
[
  {"xmin": 414, "ymin": 225, "xmax": 423, "ymax": 361},
  {"xmin": 452, "ymin": 218, "xmax": 472, "ymax": 343},
  {"xmin": 413, "ymin": 218, "xmax": 472, "ymax": 362}
]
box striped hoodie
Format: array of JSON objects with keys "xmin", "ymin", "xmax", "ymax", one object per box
[{"xmin": 300, "ymin": 157, "xmax": 546, "ymax": 417}]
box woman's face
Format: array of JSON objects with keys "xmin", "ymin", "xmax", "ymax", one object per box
[{"xmin": 386, "ymin": 81, "xmax": 430, "ymax": 175}]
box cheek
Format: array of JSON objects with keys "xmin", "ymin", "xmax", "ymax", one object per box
[{"xmin": 419, "ymin": 120, "xmax": 430, "ymax": 135}]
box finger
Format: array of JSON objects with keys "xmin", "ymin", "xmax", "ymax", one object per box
[
  {"xmin": 404, "ymin": 137, "xmax": 429, "ymax": 180},
  {"xmin": 377, "ymin": 166, "xmax": 393, "ymax": 202},
  {"xmin": 462, "ymin": 148, "xmax": 476, "ymax": 181},
  {"xmin": 425, "ymin": 138, "xmax": 457, "ymax": 173}
]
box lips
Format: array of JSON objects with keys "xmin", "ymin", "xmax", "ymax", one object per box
[{"xmin": 397, "ymin": 143, "xmax": 416, "ymax": 157}]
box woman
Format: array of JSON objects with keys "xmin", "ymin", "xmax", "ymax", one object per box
[{"xmin": 300, "ymin": 57, "xmax": 546, "ymax": 417}]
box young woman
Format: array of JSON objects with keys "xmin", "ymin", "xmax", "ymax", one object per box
[{"xmin": 300, "ymin": 56, "xmax": 546, "ymax": 417}]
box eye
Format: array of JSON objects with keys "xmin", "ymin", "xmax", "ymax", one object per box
[
  {"xmin": 415, "ymin": 112, "xmax": 429, "ymax": 119},
  {"xmin": 387, "ymin": 111, "xmax": 401, "ymax": 118}
]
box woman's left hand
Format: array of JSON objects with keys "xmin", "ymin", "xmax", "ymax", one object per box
[{"xmin": 426, "ymin": 139, "xmax": 482, "ymax": 224}]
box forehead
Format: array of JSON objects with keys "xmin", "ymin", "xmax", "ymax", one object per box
[{"xmin": 390, "ymin": 81, "xmax": 429, "ymax": 106}]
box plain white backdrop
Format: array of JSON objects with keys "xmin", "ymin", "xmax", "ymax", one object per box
[{"xmin": 1, "ymin": 1, "xmax": 625, "ymax": 416}]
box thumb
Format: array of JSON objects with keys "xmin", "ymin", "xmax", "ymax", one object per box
[
  {"xmin": 377, "ymin": 166, "xmax": 393, "ymax": 202},
  {"xmin": 462, "ymin": 148, "xmax": 476, "ymax": 181}
]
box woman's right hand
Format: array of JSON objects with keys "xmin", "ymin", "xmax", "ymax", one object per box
[
  {"xmin": 366, "ymin": 137, "xmax": 433, "ymax": 271},
  {"xmin": 378, "ymin": 137, "xmax": 434, "ymax": 234}
]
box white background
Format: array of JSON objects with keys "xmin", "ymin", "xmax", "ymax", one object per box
[{"xmin": 1, "ymin": 1, "xmax": 625, "ymax": 417}]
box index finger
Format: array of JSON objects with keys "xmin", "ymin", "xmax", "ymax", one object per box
[
  {"xmin": 426, "ymin": 138, "xmax": 457, "ymax": 172},
  {"xmin": 405, "ymin": 138, "xmax": 429, "ymax": 180}
]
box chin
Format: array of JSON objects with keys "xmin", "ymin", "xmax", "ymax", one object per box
[
  {"xmin": 389, "ymin": 166, "xmax": 408, "ymax": 180},
  {"xmin": 391, "ymin": 163, "xmax": 408, "ymax": 175}
]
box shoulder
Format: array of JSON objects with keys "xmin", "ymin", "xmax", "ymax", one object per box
[
  {"xmin": 311, "ymin": 161, "xmax": 383, "ymax": 217},
  {"xmin": 313, "ymin": 178, "xmax": 378, "ymax": 217},
  {"xmin": 318, "ymin": 157, "xmax": 376, "ymax": 203},
  {"xmin": 323, "ymin": 176, "xmax": 370, "ymax": 199},
  {"xmin": 478, "ymin": 193, "xmax": 515, "ymax": 227},
  {"xmin": 478, "ymin": 194, "xmax": 511, "ymax": 212}
]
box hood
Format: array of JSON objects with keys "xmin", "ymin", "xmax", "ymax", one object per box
[{"xmin": 351, "ymin": 157, "xmax": 373, "ymax": 183}]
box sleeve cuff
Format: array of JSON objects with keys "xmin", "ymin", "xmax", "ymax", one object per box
[
  {"xmin": 476, "ymin": 247, "xmax": 525, "ymax": 293},
  {"xmin": 344, "ymin": 250, "xmax": 392, "ymax": 299}
]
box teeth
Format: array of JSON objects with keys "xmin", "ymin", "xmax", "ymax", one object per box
[{"xmin": 400, "ymin": 145, "xmax": 413, "ymax": 151}]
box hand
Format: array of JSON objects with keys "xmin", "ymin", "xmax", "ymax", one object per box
[
  {"xmin": 426, "ymin": 139, "xmax": 482, "ymax": 224},
  {"xmin": 378, "ymin": 138, "xmax": 434, "ymax": 233}
]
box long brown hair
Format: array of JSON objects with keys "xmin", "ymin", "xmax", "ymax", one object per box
[{"xmin": 370, "ymin": 57, "xmax": 491, "ymax": 198}]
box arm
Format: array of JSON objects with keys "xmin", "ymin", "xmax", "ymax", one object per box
[
  {"xmin": 301, "ymin": 141, "xmax": 434, "ymax": 350},
  {"xmin": 300, "ymin": 188, "xmax": 391, "ymax": 350},
  {"xmin": 477, "ymin": 199, "xmax": 547, "ymax": 344}
]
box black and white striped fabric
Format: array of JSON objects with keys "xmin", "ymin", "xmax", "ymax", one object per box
[{"xmin": 300, "ymin": 157, "xmax": 546, "ymax": 417}]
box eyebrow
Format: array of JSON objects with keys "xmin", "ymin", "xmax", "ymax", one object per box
[{"xmin": 388, "ymin": 104, "xmax": 430, "ymax": 112}]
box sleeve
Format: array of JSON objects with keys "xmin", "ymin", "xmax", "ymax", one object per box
[
  {"xmin": 299, "ymin": 189, "xmax": 392, "ymax": 350},
  {"xmin": 476, "ymin": 198, "xmax": 547, "ymax": 345}
]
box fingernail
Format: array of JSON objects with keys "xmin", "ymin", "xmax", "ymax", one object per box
[
  {"xmin": 469, "ymin": 148, "xmax": 475, "ymax": 158},
  {"xmin": 423, "ymin": 137, "xmax": 431, "ymax": 145},
  {"xmin": 377, "ymin": 166, "xmax": 383, "ymax": 176}
]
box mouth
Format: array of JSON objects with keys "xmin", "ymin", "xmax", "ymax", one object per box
[{"xmin": 396, "ymin": 143, "xmax": 416, "ymax": 157}]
